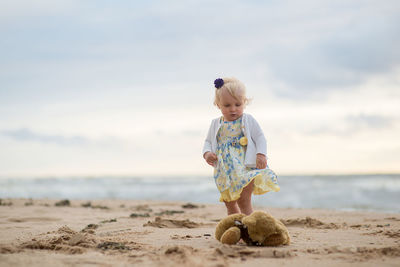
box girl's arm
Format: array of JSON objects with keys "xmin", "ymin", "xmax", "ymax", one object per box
[
  {"xmin": 202, "ymin": 120, "xmax": 218, "ymax": 167},
  {"xmin": 249, "ymin": 115, "xmax": 268, "ymax": 169},
  {"xmin": 250, "ymin": 116, "xmax": 267, "ymax": 157},
  {"xmin": 256, "ymin": 153, "xmax": 267, "ymax": 169},
  {"xmin": 202, "ymin": 120, "xmax": 214, "ymax": 156},
  {"xmin": 204, "ymin": 151, "xmax": 217, "ymax": 167}
]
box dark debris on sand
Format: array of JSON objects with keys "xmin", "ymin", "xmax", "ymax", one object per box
[
  {"xmin": 55, "ymin": 199, "xmax": 70, "ymax": 207},
  {"xmin": 97, "ymin": 242, "xmax": 131, "ymax": 251},
  {"xmin": 81, "ymin": 202, "xmax": 109, "ymax": 209},
  {"xmin": 0, "ymin": 199, "xmax": 13, "ymax": 206},
  {"xmin": 155, "ymin": 210, "xmax": 185, "ymax": 216},
  {"xmin": 130, "ymin": 213, "xmax": 151, "ymax": 218},
  {"xmin": 182, "ymin": 203, "xmax": 199, "ymax": 209}
]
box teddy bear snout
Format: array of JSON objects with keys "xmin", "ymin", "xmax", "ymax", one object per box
[{"xmin": 234, "ymin": 220, "xmax": 243, "ymax": 226}]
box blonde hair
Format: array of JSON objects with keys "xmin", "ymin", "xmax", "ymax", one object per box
[{"xmin": 213, "ymin": 77, "xmax": 250, "ymax": 106}]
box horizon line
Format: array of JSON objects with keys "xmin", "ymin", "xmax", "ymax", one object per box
[{"xmin": 1, "ymin": 172, "xmax": 399, "ymax": 179}]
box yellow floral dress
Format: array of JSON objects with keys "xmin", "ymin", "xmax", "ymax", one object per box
[{"xmin": 214, "ymin": 116, "xmax": 280, "ymax": 202}]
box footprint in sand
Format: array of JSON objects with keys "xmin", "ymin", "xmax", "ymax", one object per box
[
  {"xmin": 280, "ymin": 217, "xmax": 341, "ymax": 229},
  {"xmin": 143, "ymin": 217, "xmax": 203, "ymax": 228},
  {"xmin": 19, "ymin": 226, "xmax": 97, "ymax": 254},
  {"xmin": 7, "ymin": 217, "xmax": 61, "ymax": 223},
  {"xmin": 154, "ymin": 210, "xmax": 185, "ymax": 216},
  {"xmin": 170, "ymin": 234, "xmax": 203, "ymax": 240},
  {"xmin": 363, "ymin": 229, "xmax": 400, "ymax": 238},
  {"xmin": 0, "ymin": 245, "xmax": 22, "ymax": 254}
]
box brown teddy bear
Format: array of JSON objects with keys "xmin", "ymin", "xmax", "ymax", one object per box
[{"xmin": 215, "ymin": 211, "xmax": 290, "ymax": 246}]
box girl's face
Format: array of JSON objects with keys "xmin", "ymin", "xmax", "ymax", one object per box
[{"xmin": 218, "ymin": 88, "xmax": 245, "ymax": 121}]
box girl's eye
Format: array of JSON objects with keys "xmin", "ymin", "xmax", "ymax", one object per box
[
  {"xmin": 224, "ymin": 104, "xmax": 230, "ymax": 107},
  {"xmin": 236, "ymin": 103, "xmax": 242, "ymax": 107}
]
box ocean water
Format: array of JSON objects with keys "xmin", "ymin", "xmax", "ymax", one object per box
[{"xmin": 0, "ymin": 174, "xmax": 399, "ymax": 213}]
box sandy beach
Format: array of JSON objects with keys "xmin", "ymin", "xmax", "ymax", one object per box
[{"xmin": 0, "ymin": 198, "xmax": 399, "ymax": 266}]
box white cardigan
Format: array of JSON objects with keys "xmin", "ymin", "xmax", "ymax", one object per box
[{"xmin": 202, "ymin": 113, "xmax": 267, "ymax": 168}]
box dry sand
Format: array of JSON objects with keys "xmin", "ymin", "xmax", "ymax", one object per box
[{"xmin": 0, "ymin": 198, "xmax": 399, "ymax": 266}]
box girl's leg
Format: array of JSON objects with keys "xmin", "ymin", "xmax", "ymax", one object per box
[
  {"xmin": 237, "ymin": 179, "xmax": 254, "ymax": 215},
  {"xmin": 224, "ymin": 200, "xmax": 240, "ymax": 215}
]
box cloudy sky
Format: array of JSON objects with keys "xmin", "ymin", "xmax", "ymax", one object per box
[{"xmin": 1, "ymin": 0, "xmax": 399, "ymax": 177}]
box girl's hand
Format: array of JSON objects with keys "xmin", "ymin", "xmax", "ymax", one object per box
[
  {"xmin": 204, "ymin": 152, "xmax": 217, "ymax": 167},
  {"xmin": 256, "ymin": 153, "xmax": 267, "ymax": 169}
]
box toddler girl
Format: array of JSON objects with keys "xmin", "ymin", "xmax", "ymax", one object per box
[{"xmin": 203, "ymin": 77, "xmax": 280, "ymax": 216}]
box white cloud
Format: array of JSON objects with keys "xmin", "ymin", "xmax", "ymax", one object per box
[
  {"xmin": 2, "ymin": 0, "xmax": 399, "ymax": 99},
  {"xmin": 0, "ymin": 0, "xmax": 399, "ymax": 176},
  {"xmin": 1, "ymin": 128, "xmax": 89, "ymax": 145}
]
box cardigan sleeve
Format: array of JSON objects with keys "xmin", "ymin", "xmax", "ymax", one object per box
[
  {"xmin": 249, "ymin": 115, "xmax": 267, "ymax": 156},
  {"xmin": 202, "ymin": 120, "xmax": 214, "ymax": 157}
]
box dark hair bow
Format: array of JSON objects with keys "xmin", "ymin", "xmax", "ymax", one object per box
[{"xmin": 214, "ymin": 78, "xmax": 224, "ymax": 89}]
